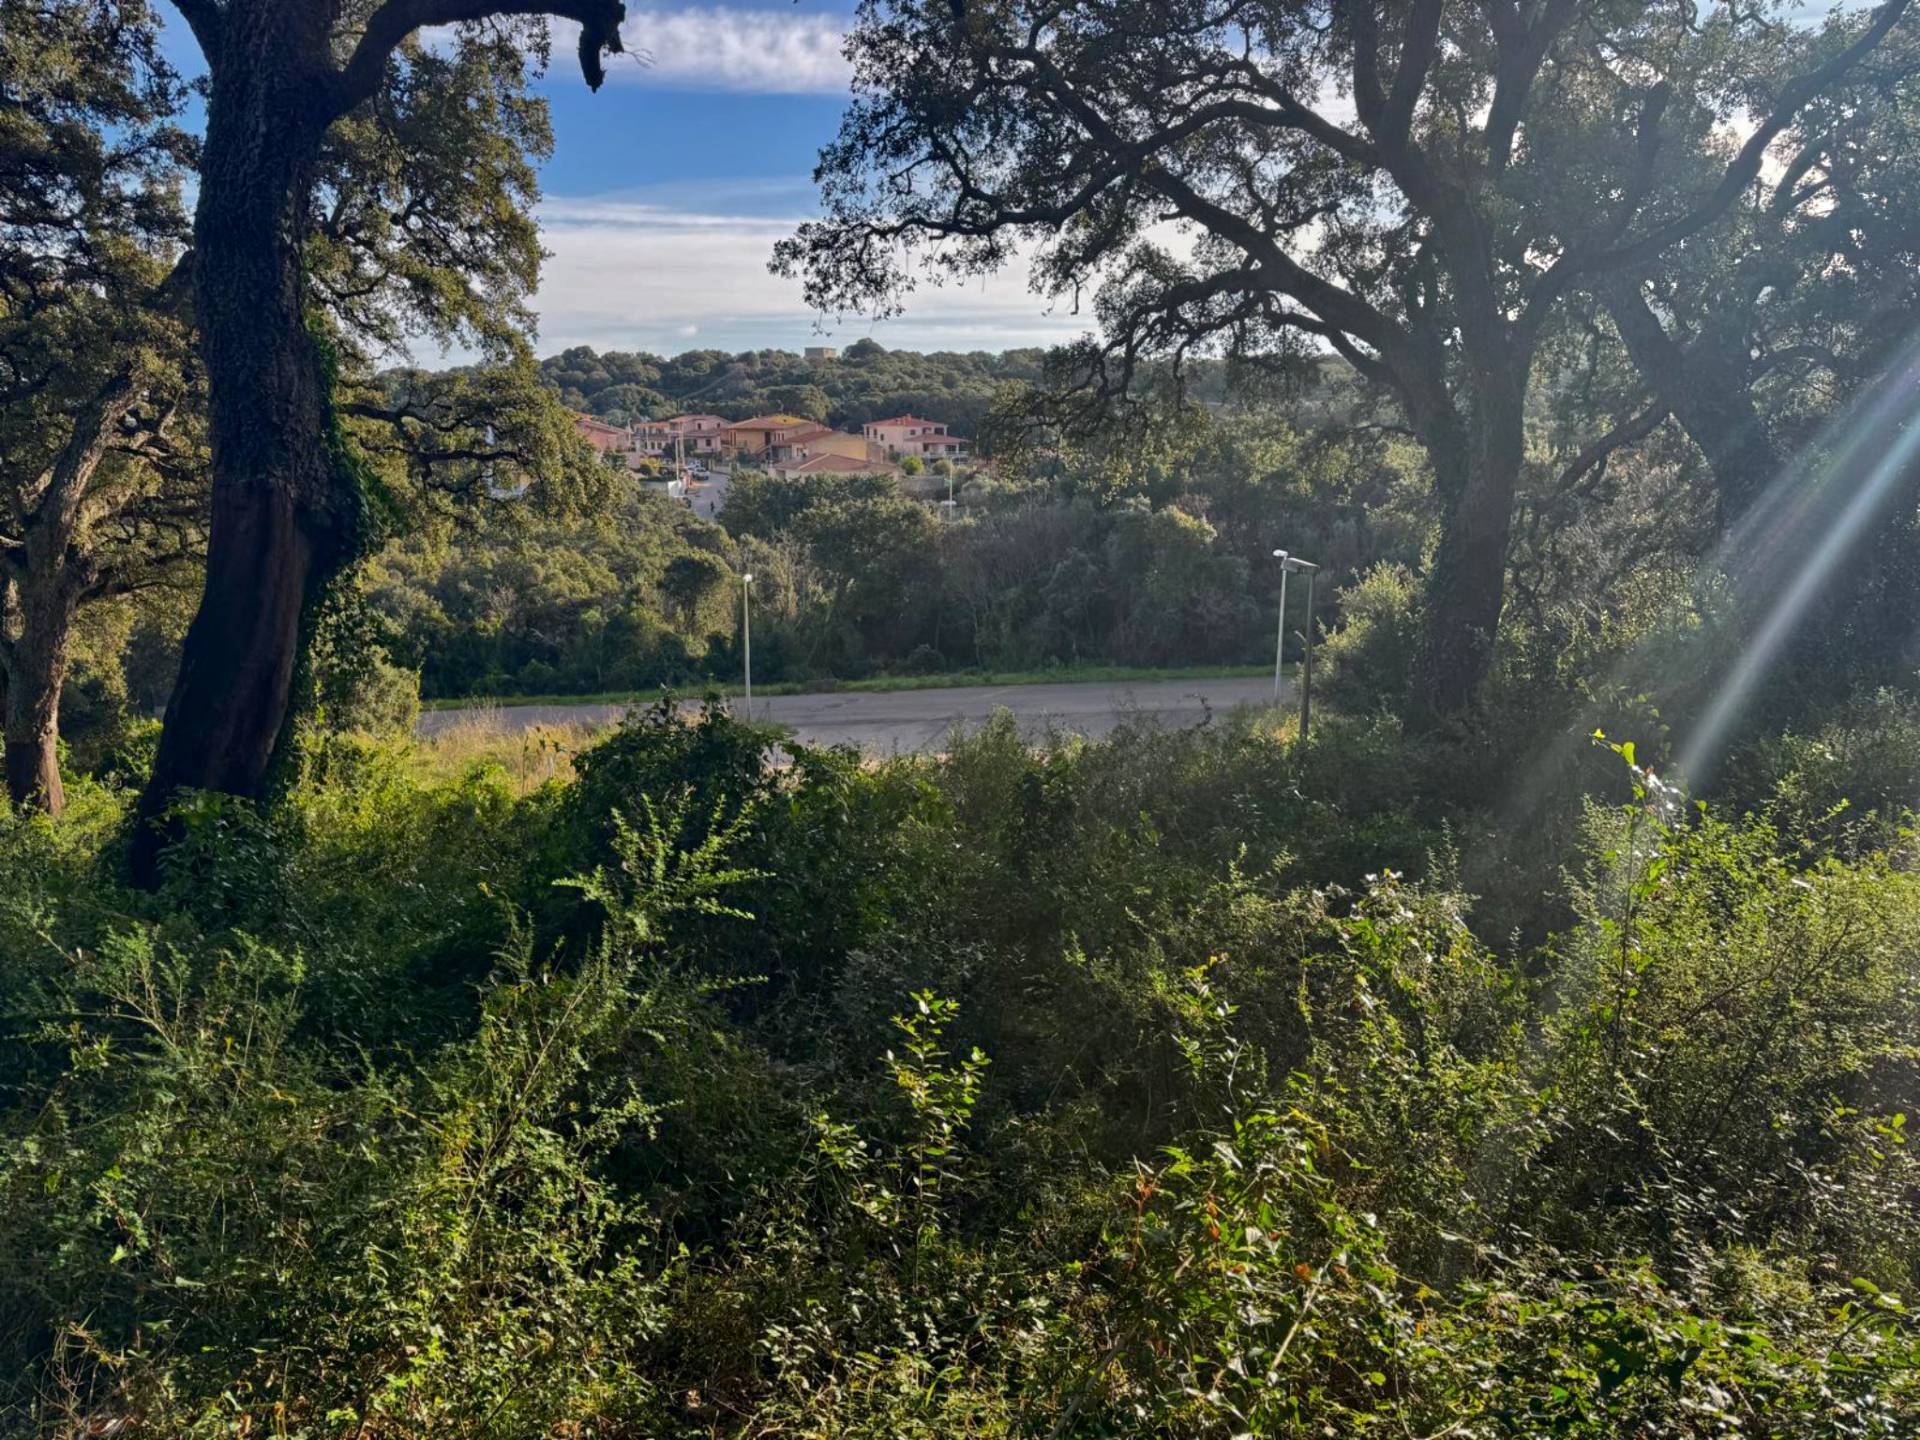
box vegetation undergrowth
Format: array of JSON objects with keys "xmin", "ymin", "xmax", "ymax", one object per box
[{"xmin": 2, "ymin": 702, "xmax": 1915, "ymax": 1437}]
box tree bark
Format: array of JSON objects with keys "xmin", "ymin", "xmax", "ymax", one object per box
[
  {"xmin": 1, "ymin": 371, "xmax": 141, "ymax": 817},
  {"xmin": 1605, "ymin": 282, "xmax": 1782, "ymax": 535},
  {"xmin": 4, "ymin": 574, "xmax": 78, "ymax": 814},
  {"xmin": 130, "ymin": 13, "xmax": 357, "ymax": 882},
  {"xmin": 1403, "ymin": 347, "xmax": 1528, "ymax": 717}
]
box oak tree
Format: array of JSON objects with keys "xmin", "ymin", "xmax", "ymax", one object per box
[
  {"xmin": 778, "ymin": 0, "xmax": 1910, "ymax": 714},
  {"xmin": 1600, "ymin": 24, "xmax": 1920, "ymax": 536},
  {"xmin": 0, "ymin": 0, "xmax": 204, "ymax": 814},
  {"xmin": 131, "ymin": 0, "xmax": 626, "ymax": 878}
]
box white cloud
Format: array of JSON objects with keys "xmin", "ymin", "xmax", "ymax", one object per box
[
  {"xmin": 547, "ymin": 7, "xmax": 853, "ymax": 95},
  {"xmin": 530, "ymin": 195, "xmax": 1097, "ymax": 355}
]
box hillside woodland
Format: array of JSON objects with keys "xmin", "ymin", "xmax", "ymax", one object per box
[{"xmin": 540, "ymin": 339, "xmax": 1052, "ymax": 442}]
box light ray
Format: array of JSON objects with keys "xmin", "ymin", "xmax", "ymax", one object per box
[{"xmin": 1675, "ymin": 338, "xmax": 1920, "ymax": 781}]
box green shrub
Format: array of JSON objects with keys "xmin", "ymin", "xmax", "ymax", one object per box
[
  {"xmin": 1319, "ymin": 561, "xmax": 1423, "ymax": 715},
  {"xmin": 1733, "ymin": 685, "xmax": 1920, "ymax": 843},
  {"xmin": 4, "ymin": 713, "xmax": 1919, "ymax": 1436}
]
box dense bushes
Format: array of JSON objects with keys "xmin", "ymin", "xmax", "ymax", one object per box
[
  {"xmin": 363, "ymin": 488, "xmax": 738, "ymax": 699},
  {"xmin": 1319, "ymin": 562, "xmax": 1424, "ymax": 715},
  {"xmin": 322, "ymin": 398, "xmax": 1430, "ymax": 700},
  {"xmin": 2, "ymin": 709, "xmax": 1917, "ymax": 1435}
]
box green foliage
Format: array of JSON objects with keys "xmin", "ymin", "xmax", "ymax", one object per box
[
  {"xmin": 541, "ymin": 342, "xmax": 1050, "ymax": 448},
  {"xmin": 1730, "ymin": 687, "xmax": 1920, "ymax": 846},
  {"xmin": 5, "ymin": 701, "xmax": 1920, "ymax": 1435},
  {"xmin": 270, "ymin": 351, "xmax": 1438, "ymax": 705},
  {"xmin": 690, "ymin": 406, "xmax": 1420, "ymax": 688},
  {"xmin": 324, "ymin": 651, "xmax": 423, "ymax": 739},
  {"xmin": 1320, "ymin": 562, "xmax": 1424, "ymax": 715},
  {"xmin": 363, "ymin": 481, "xmax": 735, "ymax": 699}
]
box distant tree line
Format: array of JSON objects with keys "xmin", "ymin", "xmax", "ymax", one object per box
[
  {"xmin": 538, "ymin": 339, "xmax": 1057, "ymax": 452},
  {"xmin": 344, "ymin": 399, "xmax": 1424, "ymax": 700}
]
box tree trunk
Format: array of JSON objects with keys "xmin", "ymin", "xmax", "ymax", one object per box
[
  {"xmin": 1605, "ymin": 283, "xmax": 1781, "ymax": 535},
  {"xmin": 1417, "ymin": 367, "xmax": 1527, "ymax": 716},
  {"xmin": 131, "ymin": 17, "xmax": 356, "ymax": 883},
  {"xmin": 4, "ymin": 575, "xmax": 77, "ymax": 815}
]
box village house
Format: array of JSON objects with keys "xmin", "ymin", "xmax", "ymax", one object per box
[
  {"xmin": 721, "ymin": 415, "xmax": 891, "ymax": 468},
  {"xmin": 572, "ymin": 413, "xmax": 634, "ymax": 458},
  {"xmin": 633, "ymin": 413, "xmax": 725, "ymax": 459},
  {"xmin": 718, "ymin": 414, "xmax": 825, "ymax": 464},
  {"xmin": 862, "ymin": 415, "xmax": 969, "ymax": 462},
  {"xmin": 768, "ymin": 451, "xmax": 901, "ymax": 481}
]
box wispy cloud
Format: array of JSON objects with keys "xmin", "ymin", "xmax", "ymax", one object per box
[
  {"xmin": 548, "ymin": 7, "xmax": 854, "ymax": 95},
  {"xmin": 531, "ymin": 195, "xmax": 1095, "ymax": 355}
]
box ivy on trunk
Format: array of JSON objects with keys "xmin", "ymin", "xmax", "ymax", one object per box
[{"xmin": 129, "ymin": 0, "xmax": 626, "ymax": 879}]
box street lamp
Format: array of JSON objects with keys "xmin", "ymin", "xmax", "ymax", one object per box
[
  {"xmin": 1271, "ymin": 549, "xmax": 1321, "ymax": 737},
  {"xmin": 1271, "ymin": 549, "xmax": 1290, "ymax": 703},
  {"xmin": 741, "ymin": 571, "xmax": 754, "ymax": 722}
]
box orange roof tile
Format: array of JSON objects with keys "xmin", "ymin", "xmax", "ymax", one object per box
[
  {"xmin": 782, "ymin": 453, "xmax": 900, "ymax": 476},
  {"xmin": 722, "ymin": 413, "xmax": 816, "ymax": 431}
]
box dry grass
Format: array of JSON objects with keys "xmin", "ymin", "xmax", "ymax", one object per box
[{"xmin": 407, "ymin": 706, "xmax": 611, "ymax": 794}]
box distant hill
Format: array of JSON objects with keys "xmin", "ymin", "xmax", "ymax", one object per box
[
  {"xmin": 536, "ymin": 340, "xmax": 1363, "ymax": 457},
  {"xmin": 537, "ymin": 339, "xmax": 1049, "ymax": 449}
]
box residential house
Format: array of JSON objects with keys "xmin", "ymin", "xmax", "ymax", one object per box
[
  {"xmin": 722, "ymin": 415, "xmax": 891, "ymax": 468},
  {"xmin": 792, "ymin": 428, "xmax": 890, "ymax": 464},
  {"xmin": 768, "ymin": 452, "xmax": 901, "ymax": 481},
  {"xmin": 718, "ymin": 414, "xmax": 826, "ymax": 464},
  {"xmin": 633, "ymin": 413, "xmax": 726, "ymax": 460},
  {"xmin": 573, "ymin": 413, "xmax": 634, "ymax": 457},
  {"xmin": 862, "ymin": 415, "xmax": 969, "ymax": 462}
]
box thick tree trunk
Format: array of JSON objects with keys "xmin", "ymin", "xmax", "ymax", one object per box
[
  {"xmin": 4, "ymin": 577, "xmax": 77, "ymax": 814},
  {"xmin": 1417, "ymin": 368, "xmax": 1527, "ymax": 716},
  {"xmin": 1605, "ymin": 283, "xmax": 1781, "ymax": 535},
  {"xmin": 131, "ymin": 17, "xmax": 356, "ymax": 883}
]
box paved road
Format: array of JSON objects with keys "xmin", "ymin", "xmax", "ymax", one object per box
[{"xmin": 418, "ymin": 675, "xmax": 1289, "ymax": 754}]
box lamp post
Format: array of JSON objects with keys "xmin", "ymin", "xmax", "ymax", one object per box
[
  {"xmin": 1271, "ymin": 549, "xmax": 1291, "ymax": 704},
  {"xmin": 1271, "ymin": 549, "xmax": 1321, "ymax": 737},
  {"xmin": 741, "ymin": 571, "xmax": 754, "ymax": 722}
]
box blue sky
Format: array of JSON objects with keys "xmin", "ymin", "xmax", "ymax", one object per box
[{"xmin": 157, "ymin": 2, "xmax": 1090, "ymax": 359}]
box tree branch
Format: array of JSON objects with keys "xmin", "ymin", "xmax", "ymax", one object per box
[
  {"xmin": 170, "ymin": 0, "xmax": 226, "ymax": 54},
  {"xmin": 1384, "ymin": 0, "xmax": 1445, "ymax": 145},
  {"xmin": 331, "ymin": 0, "xmax": 627, "ymax": 118},
  {"xmin": 1533, "ymin": 0, "xmax": 1912, "ymax": 306},
  {"xmin": 1484, "ymin": 0, "xmax": 1583, "ymax": 174},
  {"xmin": 1553, "ymin": 400, "xmax": 1671, "ymax": 497}
]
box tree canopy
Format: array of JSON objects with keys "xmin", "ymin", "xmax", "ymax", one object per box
[
  {"xmin": 778, "ymin": 0, "xmax": 1914, "ymax": 712},
  {"xmin": 0, "ymin": 0, "xmax": 204, "ymax": 810}
]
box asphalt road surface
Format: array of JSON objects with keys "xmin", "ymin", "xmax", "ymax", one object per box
[{"xmin": 417, "ymin": 675, "xmax": 1290, "ymax": 754}]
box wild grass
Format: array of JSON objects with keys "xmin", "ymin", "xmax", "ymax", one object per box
[{"xmin": 405, "ymin": 707, "xmax": 602, "ymax": 792}]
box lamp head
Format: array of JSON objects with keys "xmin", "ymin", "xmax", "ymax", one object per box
[
  {"xmin": 1272, "ymin": 548, "xmax": 1288, "ymax": 560},
  {"xmin": 743, "ymin": 572, "xmax": 754, "ymax": 584}
]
